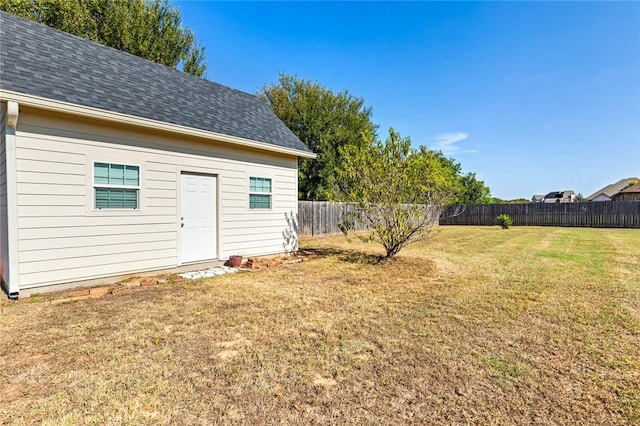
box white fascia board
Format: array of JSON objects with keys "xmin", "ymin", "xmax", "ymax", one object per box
[{"xmin": 0, "ymin": 90, "xmax": 317, "ymax": 159}]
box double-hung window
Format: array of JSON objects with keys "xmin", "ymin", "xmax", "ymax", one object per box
[
  {"xmin": 94, "ymin": 162, "xmax": 140, "ymax": 209},
  {"xmin": 249, "ymin": 177, "xmax": 272, "ymax": 209}
]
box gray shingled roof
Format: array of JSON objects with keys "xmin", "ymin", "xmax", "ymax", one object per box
[
  {"xmin": 586, "ymin": 177, "xmax": 639, "ymax": 200},
  {"xmin": 0, "ymin": 11, "xmax": 312, "ymax": 155}
]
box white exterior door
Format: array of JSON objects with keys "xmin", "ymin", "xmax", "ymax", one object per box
[{"xmin": 181, "ymin": 173, "xmax": 217, "ymax": 263}]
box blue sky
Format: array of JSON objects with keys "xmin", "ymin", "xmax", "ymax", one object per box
[{"xmin": 178, "ymin": 1, "xmax": 640, "ymax": 200}]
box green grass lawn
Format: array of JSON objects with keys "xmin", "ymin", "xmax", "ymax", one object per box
[{"xmin": 0, "ymin": 226, "xmax": 638, "ymax": 424}]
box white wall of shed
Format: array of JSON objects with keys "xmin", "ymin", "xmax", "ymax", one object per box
[{"xmin": 14, "ymin": 107, "xmax": 299, "ymax": 291}]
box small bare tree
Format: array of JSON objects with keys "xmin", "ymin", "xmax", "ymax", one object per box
[{"xmin": 333, "ymin": 129, "xmax": 460, "ymax": 259}]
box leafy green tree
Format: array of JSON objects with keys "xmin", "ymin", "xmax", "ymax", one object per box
[
  {"xmin": 412, "ymin": 149, "xmax": 491, "ymax": 205},
  {"xmin": 415, "ymin": 154, "xmax": 493, "ymax": 205},
  {"xmin": 0, "ymin": 0, "xmax": 206, "ymax": 77},
  {"xmin": 259, "ymin": 73, "xmax": 377, "ymax": 200},
  {"xmin": 417, "ymin": 148, "xmax": 463, "ymax": 198},
  {"xmin": 182, "ymin": 42, "xmax": 206, "ymax": 77},
  {"xmin": 333, "ymin": 128, "xmax": 458, "ymax": 259},
  {"xmin": 455, "ymin": 172, "xmax": 492, "ymax": 204}
]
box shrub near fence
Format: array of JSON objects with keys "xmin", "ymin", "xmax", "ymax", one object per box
[{"xmin": 439, "ymin": 201, "xmax": 640, "ymax": 228}]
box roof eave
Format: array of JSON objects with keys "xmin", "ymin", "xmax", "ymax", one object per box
[{"xmin": 0, "ymin": 90, "xmax": 317, "ymax": 159}]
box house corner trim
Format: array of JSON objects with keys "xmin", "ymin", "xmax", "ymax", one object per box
[{"xmin": 5, "ymin": 101, "xmax": 20, "ymax": 298}]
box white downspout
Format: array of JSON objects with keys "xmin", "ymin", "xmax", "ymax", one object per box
[{"xmin": 5, "ymin": 101, "xmax": 20, "ymax": 299}]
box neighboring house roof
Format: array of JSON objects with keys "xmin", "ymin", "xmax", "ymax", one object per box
[
  {"xmin": 532, "ymin": 195, "xmax": 544, "ymax": 201},
  {"xmin": 0, "ymin": 11, "xmax": 313, "ymax": 156},
  {"xmin": 544, "ymin": 190, "xmax": 574, "ymax": 199},
  {"xmin": 545, "ymin": 191, "xmax": 563, "ymax": 199},
  {"xmin": 542, "ymin": 190, "xmax": 575, "ymax": 203},
  {"xmin": 586, "ymin": 177, "xmax": 639, "ymax": 201},
  {"xmin": 616, "ymin": 183, "xmax": 640, "ymax": 194}
]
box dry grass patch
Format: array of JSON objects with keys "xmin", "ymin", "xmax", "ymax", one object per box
[{"xmin": 0, "ymin": 226, "xmax": 638, "ymax": 424}]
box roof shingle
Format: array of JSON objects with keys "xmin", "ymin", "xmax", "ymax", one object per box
[
  {"xmin": 617, "ymin": 182, "xmax": 640, "ymax": 194},
  {"xmin": 586, "ymin": 177, "xmax": 639, "ymax": 200},
  {"xmin": 0, "ymin": 11, "xmax": 311, "ymax": 155}
]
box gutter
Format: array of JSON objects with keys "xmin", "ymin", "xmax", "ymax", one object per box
[
  {"xmin": 3, "ymin": 100, "xmax": 20, "ymax": 299},
  {"xmin": 0, "ymin": 90, "xmax": 317, "ymax": 159}
]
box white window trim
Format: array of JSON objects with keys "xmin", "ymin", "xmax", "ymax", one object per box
[
  {"xmin": 92, "ymin": 161, "xmax": 142, "ymax": 210},
  {"xmin": 248, "ymin": 176, "xmax": 273, "ymax": 210}
]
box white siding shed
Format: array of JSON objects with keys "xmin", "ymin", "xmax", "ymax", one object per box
[{"xmin": 0, "ymin": 12, "xmax": 314, "ymax": 298}]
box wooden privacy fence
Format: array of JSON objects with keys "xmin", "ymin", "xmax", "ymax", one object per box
[
  {"xmin": 298, "ymin": 201, "xmax": 640, "ymax": 234},
  {"xmin": 439, "ymin": 201, "xmax": 640, "ymax": 228},
  {"xmin": 298, "ymin": 201, "xmax": 370, "ymax": 235}
]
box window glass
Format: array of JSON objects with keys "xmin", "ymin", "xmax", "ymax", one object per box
[
  {"xmin": 249, "ymin": 177, "xmax": 272, "ymax": 209},
  {"xmin": 94, "ymin": 163, "xmax": 139, "ymax": 209},
  {"xmin": 250, "ymin": 194, "xmax": 271, "ymax": 209}
]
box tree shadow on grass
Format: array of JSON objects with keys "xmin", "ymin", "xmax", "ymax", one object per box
[
  {"xmin": 302, "ymin": 247, "xmax": 385, "ymax": 265},
  {"xmin": 302, "ymin": 247, "xmax": 438, "ymax": 282}
]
